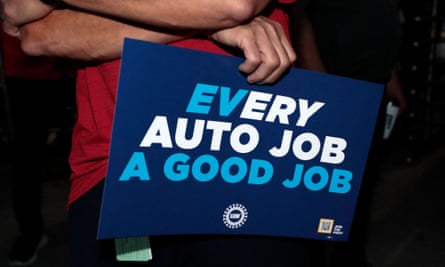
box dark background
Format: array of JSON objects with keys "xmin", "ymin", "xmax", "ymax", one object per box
[{"xmin": 1, "ymin": 0, "xmax": 445, "ymax": 266}]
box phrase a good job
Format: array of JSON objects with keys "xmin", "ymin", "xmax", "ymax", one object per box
[{"xmin": 118, "ymin": 82, "xmax": 352, "ymax": 194}]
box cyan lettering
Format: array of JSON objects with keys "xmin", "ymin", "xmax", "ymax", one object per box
[
  {"xmin": 119, "ymin": 152, "xmax": 150, "ymax": 181},
  {"xmin": 329, "ymin": 169, "xmax": 352, "ymax": 193},
  {"xmin": 186, "ymin": 83, "xmax": 218, "ymax": 114}
]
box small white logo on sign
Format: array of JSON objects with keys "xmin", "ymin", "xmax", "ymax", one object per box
[
  {"xmin": 223, "ymin": 203, "xmax": 248, "ymax": 229},
  {"xmin": 333, "ymin": 225, "xmax": 344, "ymax": 235}
]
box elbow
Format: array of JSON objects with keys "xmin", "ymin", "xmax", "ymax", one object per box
[
  {"xmin": 220, "ymin": 0, "xmax": 269, "ymax": 25},
  {"xmin": 19, "ymin": 26, "xmax": 50, "ymax": 57},
  {"xmin": 20, "ymin": 36, "xmax": 46, "ymax": 57}
]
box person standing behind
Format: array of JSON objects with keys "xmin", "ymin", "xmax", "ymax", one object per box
[
  {"xmin": 0, "ymin": 27, "xmax": 75, "ymax": 266},
  {"xmin": 289, "ymin": 0, "xmax": 407, "ymax": 266},
  {"xmin": 2, "ymin": 0, "xmax": 312, "ymax": 266}
]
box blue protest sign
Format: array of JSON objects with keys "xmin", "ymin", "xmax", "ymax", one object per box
[{"xmin": 97, "ymin": 38, "xmax": 383, "ymax": 241}]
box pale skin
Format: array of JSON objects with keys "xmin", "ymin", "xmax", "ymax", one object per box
[
  {"xmin": 3, "ymin": 0, "xmax": 270, "ymax": 30},
  {"xmin": 2, "ymin": 0, "xmax": 296, "ymax": 84}
]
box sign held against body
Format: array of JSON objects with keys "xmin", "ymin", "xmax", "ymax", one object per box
[{"xmin": 98, "ymin": 39, "xmax": 383, "ymax": 241}]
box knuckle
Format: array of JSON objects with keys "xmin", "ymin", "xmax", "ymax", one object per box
[
  {"xmin": 248, "ymin": 55, "xmax": 262, "ymax": 66},
  {"xmin": 264, "ymin": 56, "xmax": 281, "ymax": 69},
  {"xmin": 290, "ymin": 52, "xmax": 297, "ymax": 64}
]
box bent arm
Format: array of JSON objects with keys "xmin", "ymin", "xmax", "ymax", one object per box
[
  {"xmin": 11, "ymin": 0, "xmax": 295, "ymax": 83},
  {"xmin": 4, "ymin": 0, "xmax": 273, "ymax": 31},
  {"xmin": 19, "ymin": 10, "xmax": 295, "ymax": 85},
  {"xmin": 61, "ymin": 0, "xmax": 273, "ymax": 30},
  {"xmin": 19, "ymin": 9, "xmax": 189, "ymax": 60}
]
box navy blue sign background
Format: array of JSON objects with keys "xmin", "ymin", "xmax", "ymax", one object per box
[{"xmin": 97, "ymin": 39, "xmax": 384, "ymax": 241}]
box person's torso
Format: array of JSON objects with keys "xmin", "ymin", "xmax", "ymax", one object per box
[{"xmin": 68, "ymin": 1, "xmax": 295, "ymax": 205}]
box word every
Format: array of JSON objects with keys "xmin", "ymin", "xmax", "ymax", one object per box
[{"xmin": 186, "ymin": 83, "xmax": 325, "ymax": 127}]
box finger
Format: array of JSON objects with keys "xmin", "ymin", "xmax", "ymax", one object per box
[
  {"xmin": 243, "ymin": 21, "xmax": 280, "ymax": 83},
  {"xmin": 237, "ymin": 30, "xmax": 263, "ymax": 79},
  {"xmin": 260, "ymin": 19, "xmax": 297, "ymax": 84},
  {"xmin": 276, "ymin": 21, "xmax": 297, "ymax": 65},
  {"xmin": 258, "ymin": 21, "xmax": 291, "ymax": 83},
  {"xmin": 3, "ymin": 20, "xmax": 20, "ymax": 37},
  {"xmin": 247, "ymin": 18, "xmax": 290, "ymax": 84}
]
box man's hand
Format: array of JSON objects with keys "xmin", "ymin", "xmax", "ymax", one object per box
[
  {"xmin": 2, "ymin": 0, "xmax": 53, "ymax": 27},
  {"xmin": 209, "ymin": 16, "xmax": 297, "ymax": 84},
  {"xmin": 2, "ymin": 20, "xmax": 20, "ymax": 38}
]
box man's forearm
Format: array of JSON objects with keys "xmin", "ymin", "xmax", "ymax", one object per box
[
  {"xmin": 19, "ymin": 9, "xmax": 189, "ymax": 60},
  {"xmin": 14, "ymin": 0, "xmax": 296, "ymax": 84},
  {"xmin": 61, "ymin": 0, "xmax": 271, "ymax": 31}
]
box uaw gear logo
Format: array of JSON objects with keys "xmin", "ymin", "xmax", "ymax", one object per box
[{"xmin": 222, "ymin": 203, "xmax": 248, "ymax": 229}]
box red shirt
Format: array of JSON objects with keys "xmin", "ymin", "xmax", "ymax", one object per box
[
  {"xmin": 1, "ymin": 29, "xmax": 72, "ymax": 80},
  {"xmin": 68, "ymin": 2, "xmax": 295, "ymax": 205}
]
